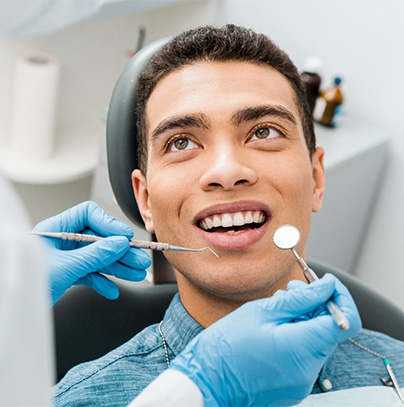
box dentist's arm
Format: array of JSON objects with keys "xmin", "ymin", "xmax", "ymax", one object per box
[
  {"xmin": 33, "ymin": 201, "xmax": 151, "ymax": 305},
  {"xmin": 130, "ymin": 274, "xmax": 361, "ymax": 407}
]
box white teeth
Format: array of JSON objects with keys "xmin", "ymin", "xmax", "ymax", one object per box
[
  {"xmin": 233, "ymin": 212, "xmax": 244, "ymax": 226},
  {"xmin": 199, "ymin": 210, "xmax": 266, "ymax": 231},
  {"xmin": 226, "ymin": 230, "xmax": 244, "ymax": 235},
  {"xmin": 205, "ymin": 217, "xmax": 214, "ymax": 229},
  {"xmin": 252, "ymin": 211, "xmax": 260, "ymax": 223},
  {"xmin": 245, "ymin": 211, "xmax": 253, "ymax": 224},
  {"xmin": 213, "ymin": 215, "xmax": 221, "ymax": 227},
  {"xmin": 222, "ymin": 213, "xmax": 233, "ymax": 227}
]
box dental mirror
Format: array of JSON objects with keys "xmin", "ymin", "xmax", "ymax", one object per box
[
  {"xmin": 273, "ymin": 223, "xmax": 350, "ymax": 331},
  {"xmin": 273, "ymin": 224, "xmax": 301, "ymax": 250}
]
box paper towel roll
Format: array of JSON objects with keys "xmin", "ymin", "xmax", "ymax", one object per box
[{"xmin": 10, "ymin": 53, "xmax": 60, "ymax": 160}]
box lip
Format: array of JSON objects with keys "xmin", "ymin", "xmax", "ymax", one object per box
[{"xmin": 193, "ymin": 201, "xmax": 271, "ymax": 250}]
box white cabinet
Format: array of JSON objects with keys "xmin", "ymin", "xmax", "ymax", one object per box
[{"xmin": 307, "ymin": 116, "xmax": 390, "ymax": 273}]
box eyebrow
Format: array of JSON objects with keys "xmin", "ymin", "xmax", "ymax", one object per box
[
  {"xmin": 231, "ymin": 105, "xmax": 298, "ymax": 127},
  {"xmin": 150, "ymin": 113, "xmax": 210, "ymax": 142},
  {"xmin": 149, "ymin": 104, "xmax": 297, "ymax": 143}
]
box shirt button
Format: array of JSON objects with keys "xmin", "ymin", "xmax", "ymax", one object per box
[{"xmin": 322, "ymin": 379, "xmax": 333, "ymax": 390}]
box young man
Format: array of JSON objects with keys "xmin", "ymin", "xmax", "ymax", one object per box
[{"xmin": 55, "ymin": 25, "xmax": 404, "ymax": 406}]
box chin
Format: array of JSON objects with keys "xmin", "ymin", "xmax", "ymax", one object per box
[{"xmin": 178, "ymin": 264, "xmax": 281, "ymax": 302}]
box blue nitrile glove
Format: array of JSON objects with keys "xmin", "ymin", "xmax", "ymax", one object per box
[
  {"xmin": 170, "ymin": 274, "xmax": 362, "ymax": 407},
  {"xmin": 33, "ymin": 201, "xmax": 151, "ymax": 305}
]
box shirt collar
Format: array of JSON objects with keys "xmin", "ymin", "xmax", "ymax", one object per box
[{"xmin": 161, "ymin": 293, "xmax": 204, "ymax": 357}]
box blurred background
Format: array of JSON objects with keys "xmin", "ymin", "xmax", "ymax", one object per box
[{"xmin": 0, "ymin": 0, "xmax": 402, "ymax": 310}]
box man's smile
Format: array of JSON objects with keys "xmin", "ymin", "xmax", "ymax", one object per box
[
  {"xmin": 193, "ymin": 201, "xmax": 271, "ymax": 250},
  {"xmin": 198, "ymin": 210, "xmax": 266, "ymax": 233}
]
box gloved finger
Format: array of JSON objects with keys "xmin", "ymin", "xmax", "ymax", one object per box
[
  {"xmin": 101, "ymin": 262, "xmax": 147, "ymax": 282},
  {"xmin": 75, "ymin": 273, "xmax": 119, "ymax": 300},
  {"xmin": 116, "ymin": 247, "xmax": 152, "ymax": 269},
  {"xmin": 34, "ymin": 201, "xmax": 134, "ymax": 239},
  {"xmin": 287, "ymin": 279, "xmax": 327, "ymax": 320},
  {"xmin": 294, "ymin": 296, "xmax": 360, "ymax": 353},
  {"xmin": 284, "ymin": 313, "xmax": 342, "ymax": 358},
  {"xmin": 60, "ymin": 236, "xmax": 131, "ymax": 279},
  {"xmin": 327, "ymin": 274, "xmax": 356, "ymax": 310},
  {"xmin": 65, "ymin": 228, "xmax": 151, "ymax": 270},
  {"xmin": 291, "ymin": 304, "xmax": 328, "ymax": 323},
  {"xmin": 292, "ymin": 284, "xmax": 361, "ymax": 349},
  {"xmin": 83, "ymin": 201, "xmax": 134, "ymax": 238},
  {"xmin": 324, "ymin": 274, "xmax": 362, "ymax": 335},
  {"xmin": 286, "ymin": 280, "xmax": 312, "ymax": 322},
  {"xmin": 286, "ymin": 281, "xmax": 325, "ymax": 322},
  {"xmin": 287, "ymin": 279, "xmax": 307, "ymax": 290},
  {"xmin": 74, "ymin": 231, "xmax": 152, "ymax": 270},
  {"xmin": 258, "ymin": 274, "xmax": 337, "ymax": 321}
]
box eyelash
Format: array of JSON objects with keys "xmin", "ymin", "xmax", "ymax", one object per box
[
  {"xmin": 164, "ymin": 134, "xmax": 198, "ymax": 152},
  {"xmin": 164, "ymin": 122, "xmax": 285, "ymax": 152},
  {"xmin": 248, "ymin": 123, "xmax": 285, "ymax": 141}
]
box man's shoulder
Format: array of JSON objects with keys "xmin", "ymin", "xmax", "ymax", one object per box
[
  {"xmin": 54, "ymin": 323, "xmax": 167, "ymax": 406},
  {"xmin": 314, "ymin": 329, "xmax": 404, "ymax": 394},
  {"xmin": 336, "ymin": 329, "xmax": 404, "ymax": 361},
  {"xmin": 356, "ymin": 328, "xmax": 404, "ymax": 346}
]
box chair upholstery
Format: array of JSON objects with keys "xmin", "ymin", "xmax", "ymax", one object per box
[
  {"xmin": 107, "ymin": 37, "xmax": 169, "ymax": 228},
  {"xmin": 53, "ymin": 282, "xmax": 177, "ymax": 382},
  {"xmin": 309, "ymin": 259, "xmax": 404, "ymax": 342},
  {"xmin": 53, "ymin": 259, "xmax": 404, "ymax": 382}
]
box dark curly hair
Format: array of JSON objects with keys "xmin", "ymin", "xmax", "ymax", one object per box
[{"xmin": 137, "ymin": 24, "xmax": 315, "ymax": 173}]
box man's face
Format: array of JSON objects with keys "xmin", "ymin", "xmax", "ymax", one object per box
[{"xmin": 133, "ymin": 61, "xmax": 325, "ymax": 302}]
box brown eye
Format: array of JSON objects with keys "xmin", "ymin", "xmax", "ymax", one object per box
[
  {"xmin": 250, "ymin": 126, "xmax": 281, "ymax": 141},
  {"xmin": 174, "ymin": 138, "xmax": 189, "ymax": 150},
  {"xmin": 255, "ymin": 128, "xmax": 270, "ymax": 139},
  {"xmin": 168, "ymin": 137, "xmax": 199, "ymax": 152}
]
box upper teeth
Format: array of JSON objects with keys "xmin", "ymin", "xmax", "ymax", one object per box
[{"xmin": 199, "ymin": 210, "xmax": 266, "ymax": 230}]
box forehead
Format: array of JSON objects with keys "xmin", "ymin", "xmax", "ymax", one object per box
[{"xmin": 145, "ymin": 61, "xmax": 302, "ymax": 134}]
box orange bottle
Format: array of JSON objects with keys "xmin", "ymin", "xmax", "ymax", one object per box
[{"xmin": 314, "ymin": 77, "xmax": 344, "ymax": 127}]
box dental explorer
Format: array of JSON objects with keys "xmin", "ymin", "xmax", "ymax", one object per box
[{"xmin": 31, "ymin": 231, "xmax": 219, "ymax": 257}]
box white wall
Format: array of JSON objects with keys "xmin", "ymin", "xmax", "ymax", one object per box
[
  {"xmin": 0, "ymin": 0, "xmax": 215, "ymax": 224},
  {"xmin": 214, "ymin": 0, "xmax": 404, "ymax": 310}
]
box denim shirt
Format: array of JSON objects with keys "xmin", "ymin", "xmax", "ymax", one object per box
[{"xmin": 54, "ymin": 293, "xmax": 404, "ymax": 407}]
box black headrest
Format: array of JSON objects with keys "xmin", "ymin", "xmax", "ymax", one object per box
[{"xmin": 106, "ymin": 37, "xmax": 169, "ymax": 228}]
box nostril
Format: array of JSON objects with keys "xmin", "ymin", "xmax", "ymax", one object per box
[
  {"xmin": 234, "ymin": 179, "xmax": 249, "ymax": 186},
  {"xmin": 207, "ymin": 178, "xmax": 252, "ymax": 190},
  {"xmin": 208, "ymin": 179, "xmax": 248, "ymax": 188},
  {"xmin": 200, "ymin": 163, "xmax": 258, "ymax": 191}
]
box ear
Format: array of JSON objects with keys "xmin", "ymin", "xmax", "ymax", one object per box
[
  {"xmin": 132, "ymin": 169, "xmax": 155, "ymax": 233},
  {"xmin": 311, "ymin": 147, "xmax": 326, "ymax": 213}
]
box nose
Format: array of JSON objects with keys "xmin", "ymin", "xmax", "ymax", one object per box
[{"xmin": 199, "ymin": 144, "xmax": 258, "ymax": 191}]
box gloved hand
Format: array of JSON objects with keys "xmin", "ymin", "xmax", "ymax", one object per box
[
  {"xmin": 33, "ymin": 201, "xmax": 151, "ymax": 305},
  {"xmin": 170, "ymin": 274, "xmax": 362, "ymax": 407}
]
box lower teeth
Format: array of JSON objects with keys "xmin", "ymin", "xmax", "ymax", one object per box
[{"xmin": 226, "ymin": 230, "xmax": 245, "ymax": 235}]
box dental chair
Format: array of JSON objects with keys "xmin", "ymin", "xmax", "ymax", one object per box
[
  {"xmin": 53, "ymin": 259, "xmax": 404, "ymax": 382},
  {"xmin": 53, "ymin": 38, "xmax": 404, "ymax": 383}
]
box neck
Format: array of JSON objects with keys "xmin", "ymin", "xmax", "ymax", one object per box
[
  {"xmin": 176, "ymin": 274, "xmax": 242, "ymax": 327},
  {"xmin": 175, "ymin": 261, "xmax": 305, "ymax": 328}
]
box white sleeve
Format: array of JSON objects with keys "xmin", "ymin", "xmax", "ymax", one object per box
[{"xmin": 128, "ymin": 369, "xmax": 204, "ymax": 407}]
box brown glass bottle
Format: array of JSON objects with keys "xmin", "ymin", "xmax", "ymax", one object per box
[
  {"xmin": 314, "ymin": 77, "xmax": 344, "ymax": 127},
  {"xmin": 300, "ymin": 57, "xmax": 323, "ymax": 115}
]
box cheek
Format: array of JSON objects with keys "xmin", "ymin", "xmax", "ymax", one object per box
[
  {"xmin": 145, "ymin": 168, "xmax": 192, "ymax": 238},
  {"xmin": 274, "ymin": 158, "xmax": 314, "ymax": 201}
]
